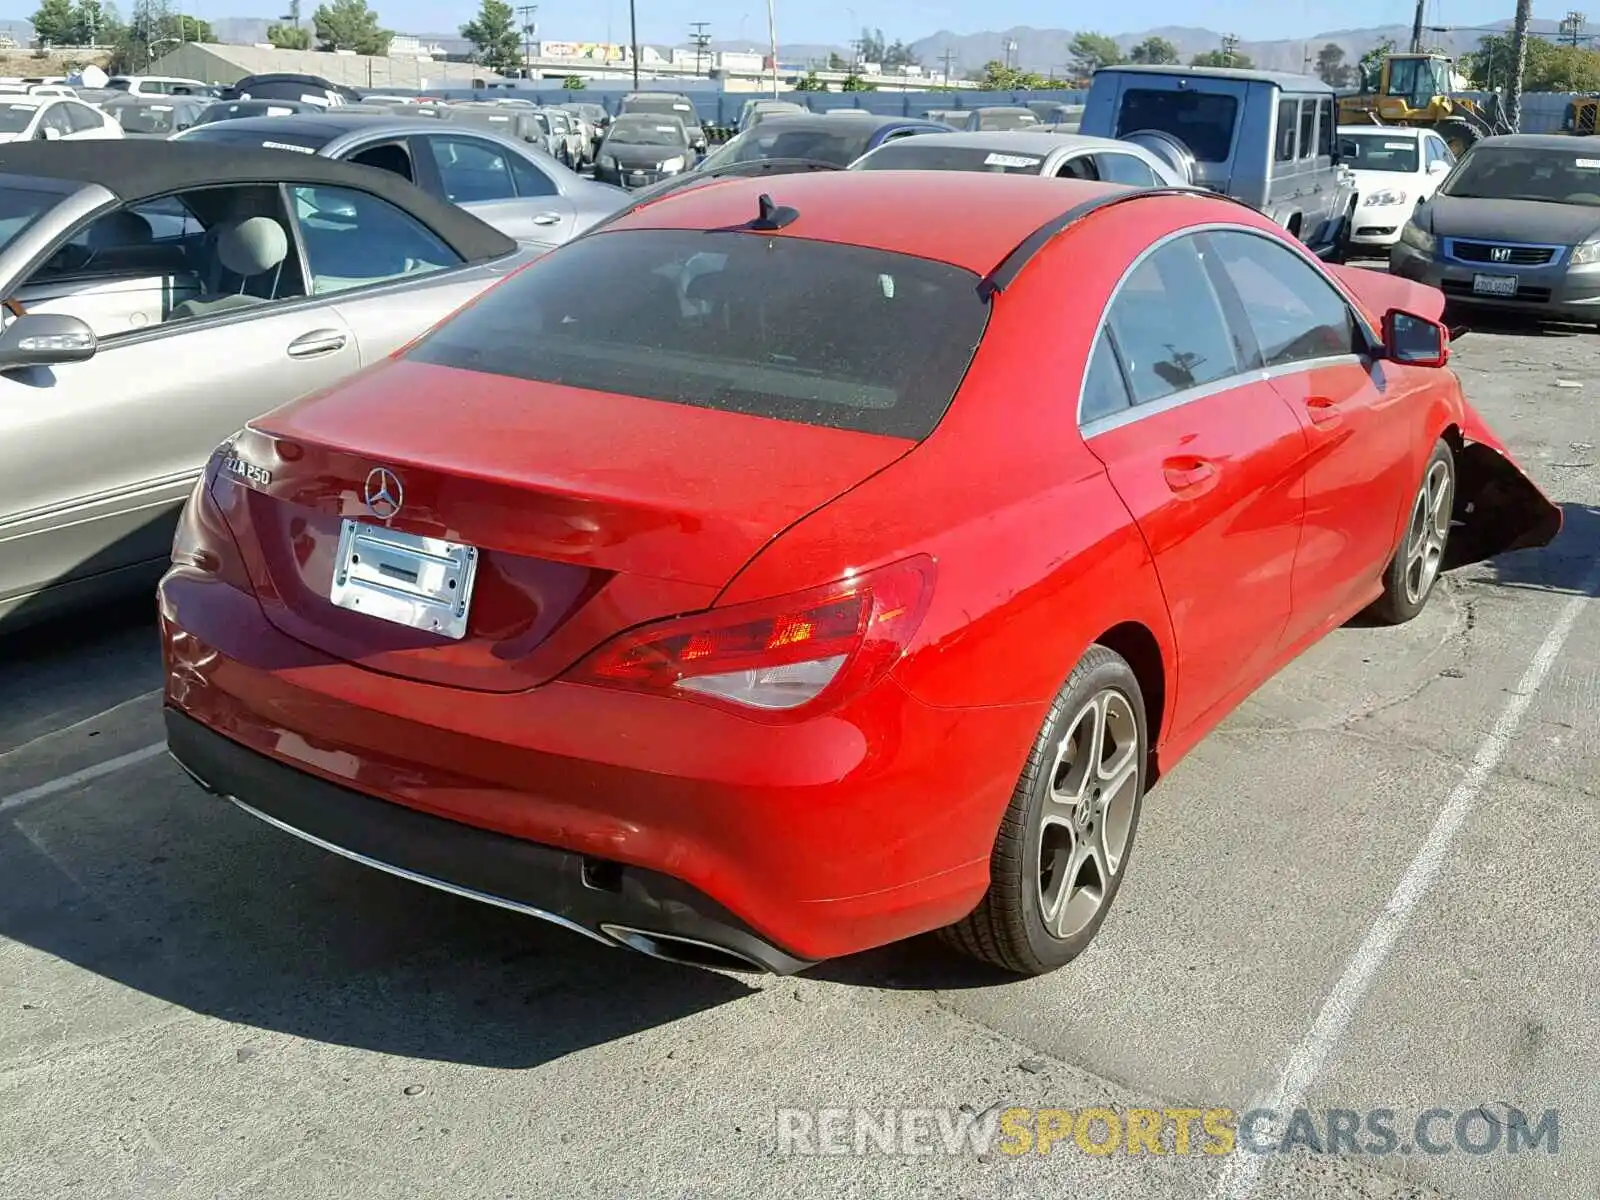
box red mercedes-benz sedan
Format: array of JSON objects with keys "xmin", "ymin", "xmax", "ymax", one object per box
[{"xmin": 159, "ymin": 171, "xmax": 1560, "ymax": 977}]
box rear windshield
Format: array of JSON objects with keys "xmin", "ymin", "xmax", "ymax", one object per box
[
  {"xmin": 1115, "ymin": 88, "xmax": 1238, "ymax": 162},
  {"xmin": 407, "ymin": 229, "xmax": 989, "ymax": 438},
  {"xmin": 114, "ymin": 104, "xmax": 183, "ymax": 133},
  {"xmin": 702, "ymin": 124, "xmax": 877, "ymax": 168},
  {"xmin": 856, "ymin": 142, "xmax": 1045, "ymax": 174},
  {"xmin": 1338, "ymin": 132, "xmax": 1419, "ymax": 173},
  {"xmin": 975, "ymin": 109, "xmax": 1039, "ymax": 130},
  {"xmin": 177, "ymin": 124, "xmax": 329, "ymax": 152}
]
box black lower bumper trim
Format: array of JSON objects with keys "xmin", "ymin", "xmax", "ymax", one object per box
[{"xmin": 164, "ymin": 708, "xmax": 814, "ymax": 975}]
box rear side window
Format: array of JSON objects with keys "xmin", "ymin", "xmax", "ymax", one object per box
[
  {"xmin": 1274, "ymin": 99, "xmax": 1297, "ymax": 162},
  {"xmin": 1105, "ymin": 237, "xmax": 1241, "ymax": 404},
  {"xmin": 1297, "ymin": 99, "xmax": 1316, "ymax": 159},
  {"xmin": 408, "ymin": 229, "xmax": 990, "ymax": 439},
  {"xmin": 1115, "ymin": 89, "xmax": 1237, "ymax": 163}
]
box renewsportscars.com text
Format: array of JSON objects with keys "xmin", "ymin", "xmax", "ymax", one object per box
[{"xmin": 774, "ymin": 1105, "xmax": 1560, "ymax": 1158}]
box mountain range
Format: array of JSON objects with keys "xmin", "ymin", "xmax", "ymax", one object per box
[{"xmin": 0, "ymin": 15, "xmax": 1572, "ymax": 76}]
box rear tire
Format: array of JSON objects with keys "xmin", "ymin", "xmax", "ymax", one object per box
[
  {"xmin": 1367, "ymin": 438, "xmax": 1455, "ymax": 625},
  {"xmin": 940, "ymin": 645, "xmax": 1149, "ymax": 976}
]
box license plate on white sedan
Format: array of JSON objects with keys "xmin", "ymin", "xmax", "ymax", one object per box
[
  {"xmin": 1472, "ymin": 273, "xmax": 1519, "ymax": 297},
  {"xmin": 328, "ymin": 520, "xmax": 479, "ymax": 640}
]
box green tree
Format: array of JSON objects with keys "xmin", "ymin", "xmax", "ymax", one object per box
[
  {"xmin": 31, "ymin": 0, "xmax": 75, "ymax": 44},
  {"xmin": 461, "ymin": 0, "xmax": 522, "ymax": 75},
  {"xmin": 171, "ymin": 12, "xmax": 210, "ymax": 40},
  {"xmin": 66, "ymin": 0, "xmax": 119, "ymax": 43},
  {"xmin": 313, "ymin": 0, "xmax": 389, "ymax": 55},
  {"xmin": 792, "ymin": 69, "xmax": 826, "ymax": 91},
  {"xmin": 1357, "ymin": 38, "xmax": 1395, "ymax": 89},
  {"xmin": 266, "ymin": 22, "xmax": 310, "ymax": 48},
  {"xmin": 562, "ymin": 73, "xmax": 584, "ymax": 89},
  {"xmin": 976, "ymin": 58, "xmax": 1047, "ymax": 90},
  {"xmin": 1315, "ymin": 41, "xmax": 1352, "ymax": 87},
  {"xmin": 1190, "ymin": 48, "xmax": 1255, "ymax": 68},
  {"xmin": 840, "ymin": 72, "xmax": 876, "ymax": 91},
  {"xmin": 826, "ymin": 50, "xmax": 846, "ymax": 70},
  {"xmin": 1461, "ymin": 33, "xmax": 1600, "ymax": 91},
  {"xmin": 1069, "ymin": 32, "xmax": 1124, "ymax": 75},
  {"xmin": 857, "ymin": 26, "xmax": 884, "ymax": 62},
  {"xmin": 1128, "ymin": 35, "xmax": 1178, "ymax": 65},
  {"xmin": 881, "ymin": 38, "xmax": 917, "ymax": 69}
]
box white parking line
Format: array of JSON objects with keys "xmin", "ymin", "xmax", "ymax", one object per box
[
  {"xmin": 0, "ymin": 688, "xmax": 163, "ymax": 761},
  {"xmin": 0, "ymin": 743, "xmax": 167, "ymax": 816},
  {"xmin": 1213, "ymin": 568, "xmax": 1599, "ymax": 1198}
]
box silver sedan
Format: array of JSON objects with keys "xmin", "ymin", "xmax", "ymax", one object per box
[
  {"xmin": 173, "ymin": 112, "xmax": 627, "ymax": 248},
  {"xmin": 850, "ymin": 129, "xmax": 1191, "ymax": 187},
  {"xmin": 0, "ymin": 140, "xmax": 540, "ymax": 628}
]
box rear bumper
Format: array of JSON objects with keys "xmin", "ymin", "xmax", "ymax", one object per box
[
  {"xmin": 158, "ymin": 567, "xmax": 1023, "ymax": 965},
  {"xmin": 165, "ymin": 707, "xmax": 812, "ymax": 973}
]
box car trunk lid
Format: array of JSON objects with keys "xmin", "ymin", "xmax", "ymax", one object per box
[{"xmin": 216, "ymin": 359, "xmax": 914, "ymax": 692}]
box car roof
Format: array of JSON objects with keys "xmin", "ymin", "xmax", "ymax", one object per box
[
  {"xmin": 1337, "ymin": 124, "xmax": 1425, "ymax": 137},
  {"xmin": 865, "ymin": 130, "xmax": 1129, "ymax": 154},
  {"xmin": 187, "ymin": 112, "xmax": 399, "ymax": 139},
  {"xmin": 973, "ymin": 106, "xmax": 1035, "ymax": 114},
  {"xmin": 598, "ymin": 170, "xmax": 1135, "ymax": 274},
  {"xmin": 743, "ymin": 113, "xmax": 920, "ymax": 134},
  {"xmin": 0, "ymin": 139, "xmax": 515, "ymax": 262},
  {"xmin": 1473, "ymin": 132, "xmax": 1592, "ymax": 150},
  {"xmin": 0, "ymin": 95, "xmax": 48, "ymax": 107},
  {"xmin": 1098, "ymin": 63, "xmax": 1336, "ymax": 92}
]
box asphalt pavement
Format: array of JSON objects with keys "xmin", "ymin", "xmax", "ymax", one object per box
[{"xmin": 2, "ymin": 304, "xmax": 1597, "ymax": 1199}]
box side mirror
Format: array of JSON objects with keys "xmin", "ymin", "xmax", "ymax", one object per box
[
  {"xmin": 0, "ymin": 312, "xmax": 97, "ymax": 370},
  {"xmin": 39, "ymin": 125, "xmax": 61, "ymax": 141},
  {"xmin": 1382, "ymin": 308, "xmax": 1450, "ymax": 368},
  {"xmin": 1427, "ymin": 159, "xmax": 1450, "ymax": 175}
]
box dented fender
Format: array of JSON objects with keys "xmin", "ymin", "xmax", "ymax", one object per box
[{"xmin": 1445, "ymin": 402, "xmax": 1564, "ymax": 571}]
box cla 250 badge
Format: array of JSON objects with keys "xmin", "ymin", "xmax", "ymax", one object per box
[{"xmin": 221, "ymin": 454, "xmax": 271, "ymax": 487}]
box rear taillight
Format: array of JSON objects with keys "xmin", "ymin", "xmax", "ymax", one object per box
[{"xmin": 565, "ymin": 555, "xmax": 936, "ymax": 718}]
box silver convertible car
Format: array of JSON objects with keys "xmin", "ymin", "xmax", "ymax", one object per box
[
  {"xmin": 0, "ymin": 140, "xmax": 540, "ymax": 628},
  {"xmin": 173, "ymin": 112, "xmax": 627, "ymax": 249}
]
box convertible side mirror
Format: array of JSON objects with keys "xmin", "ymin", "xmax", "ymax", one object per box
[
  {"xmin": 1382, "ymin": 307, "xmax": 1450, "ymax": 368},
  {"xmin": 0, "ymin": 312, "xmax": 97, "ymax": 370}
]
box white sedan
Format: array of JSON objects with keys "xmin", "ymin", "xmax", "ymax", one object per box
[
  {"xmin": 0, "ymin": 95, "xmax": 123, "ymax": 144},
  {"xmin": 849, "ymin": 129, "xmax": 1190, "ymax": 187},
  {"xmin": 1337, "ymin": 124, "xmax": 1455, "ymax": 250}
]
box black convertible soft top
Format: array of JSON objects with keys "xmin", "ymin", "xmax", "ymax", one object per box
[{"xmin": 0, "ymin": 139, "xmax": 516, "ymax": 263}]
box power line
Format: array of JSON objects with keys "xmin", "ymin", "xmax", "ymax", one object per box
[
  {"xmin": 1221, "ymin": 32, "xmax": 1239, "ymax": 66},
  {"xmin": 1560, "ymin": 9, "xmax": 1588, "ymax": 46}
]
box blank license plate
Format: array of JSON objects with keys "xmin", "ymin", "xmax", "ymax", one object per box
[
  {"xmin": 1472, "ymin": 273, "xmax": 1519, "ymax": 297},
  {"xmin": 328, "ymin": 520, "xmax": 479, "ymax": 640}
]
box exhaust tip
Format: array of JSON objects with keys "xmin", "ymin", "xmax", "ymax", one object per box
[{"xmin": 599, "ymin": 923, "xmax": 770, "ymax": 974}]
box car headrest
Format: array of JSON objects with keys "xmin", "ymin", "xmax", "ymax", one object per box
[
  {"xmin": 217, "ymin": 216, "xmax": 288, "ymax": 277},
  {"xmin": 89, "ymin": 209, "xmax": 153, "ymax": 249}
]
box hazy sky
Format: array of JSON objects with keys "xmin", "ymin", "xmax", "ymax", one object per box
[{"xmin": 193, "ymin": 0, "xmax": 1559, "ymax": 46}]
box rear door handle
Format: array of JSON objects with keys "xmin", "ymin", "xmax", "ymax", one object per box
[
  {"xmin": 1161, "ymin": 456, "xmax": 1218, "ymax": 495},
  {"xmin": 1306, "ymin": 396, "xmax": 1342, "ymax": 425},
  {"xmin": 286, "ymin": 329, "xmax": 348, "ymax": 359},
  {"xmin": 531, "ymin": 212, "xmax": 562, "ymax": 226}
]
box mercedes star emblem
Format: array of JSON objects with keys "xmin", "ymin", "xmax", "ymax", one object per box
[{"xmin": 363, "ymin": 467, "xmax": 404, "ymax": 520}]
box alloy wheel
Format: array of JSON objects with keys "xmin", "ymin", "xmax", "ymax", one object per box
[
  {"xmin": 1037, "ymin": 688, "xmax": 1141, "ymax": 941},
  {"xmin": 1403, "ymin": 459, "xmax": 1453, "ymax": 605}
]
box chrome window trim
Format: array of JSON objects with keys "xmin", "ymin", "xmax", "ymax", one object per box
[
  {"xmin": 1081, "ymin": 354, "xmax": 1363, "ymax": 440},
  {"xmin": 1074, "ymin": 221, "xmax": 1379, "ymax": 428}
]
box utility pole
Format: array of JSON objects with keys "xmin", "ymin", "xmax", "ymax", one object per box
[
  {"xmin": 1221, "ymin": 32, "xmax": 1239, "ymax": 66},
  {"xmin": 628, "ymin": 0, "xmax": 640, "ymax": 89},
  {"xmin": 1410, "ymin": 0, "xmax": 1425, "ymax": 52},
  {"xmin": 1507, "ymin": 0, "xmax": 1533, "ymax": 130},
  {"xmin": 766, "ymin": 0, "xmax": 778, "ymax": 96},
  {"xmin": 517, "ymin": 4, "xmax": 536, "ymax": 79},
  {"xmin": 939, "ymin": 47, "xmax": 955, "ymax": 87},
  {"xmin": 1004, "ymin": 38, "xmax": 1018, "ymax": 70},
  {"xmin": 690, "ymin": 21, "xmax": 710, "ymax": 76},
  {"xmin": 1560, "ymin": 10, "xmax": 1587, "ymax": 45}
]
